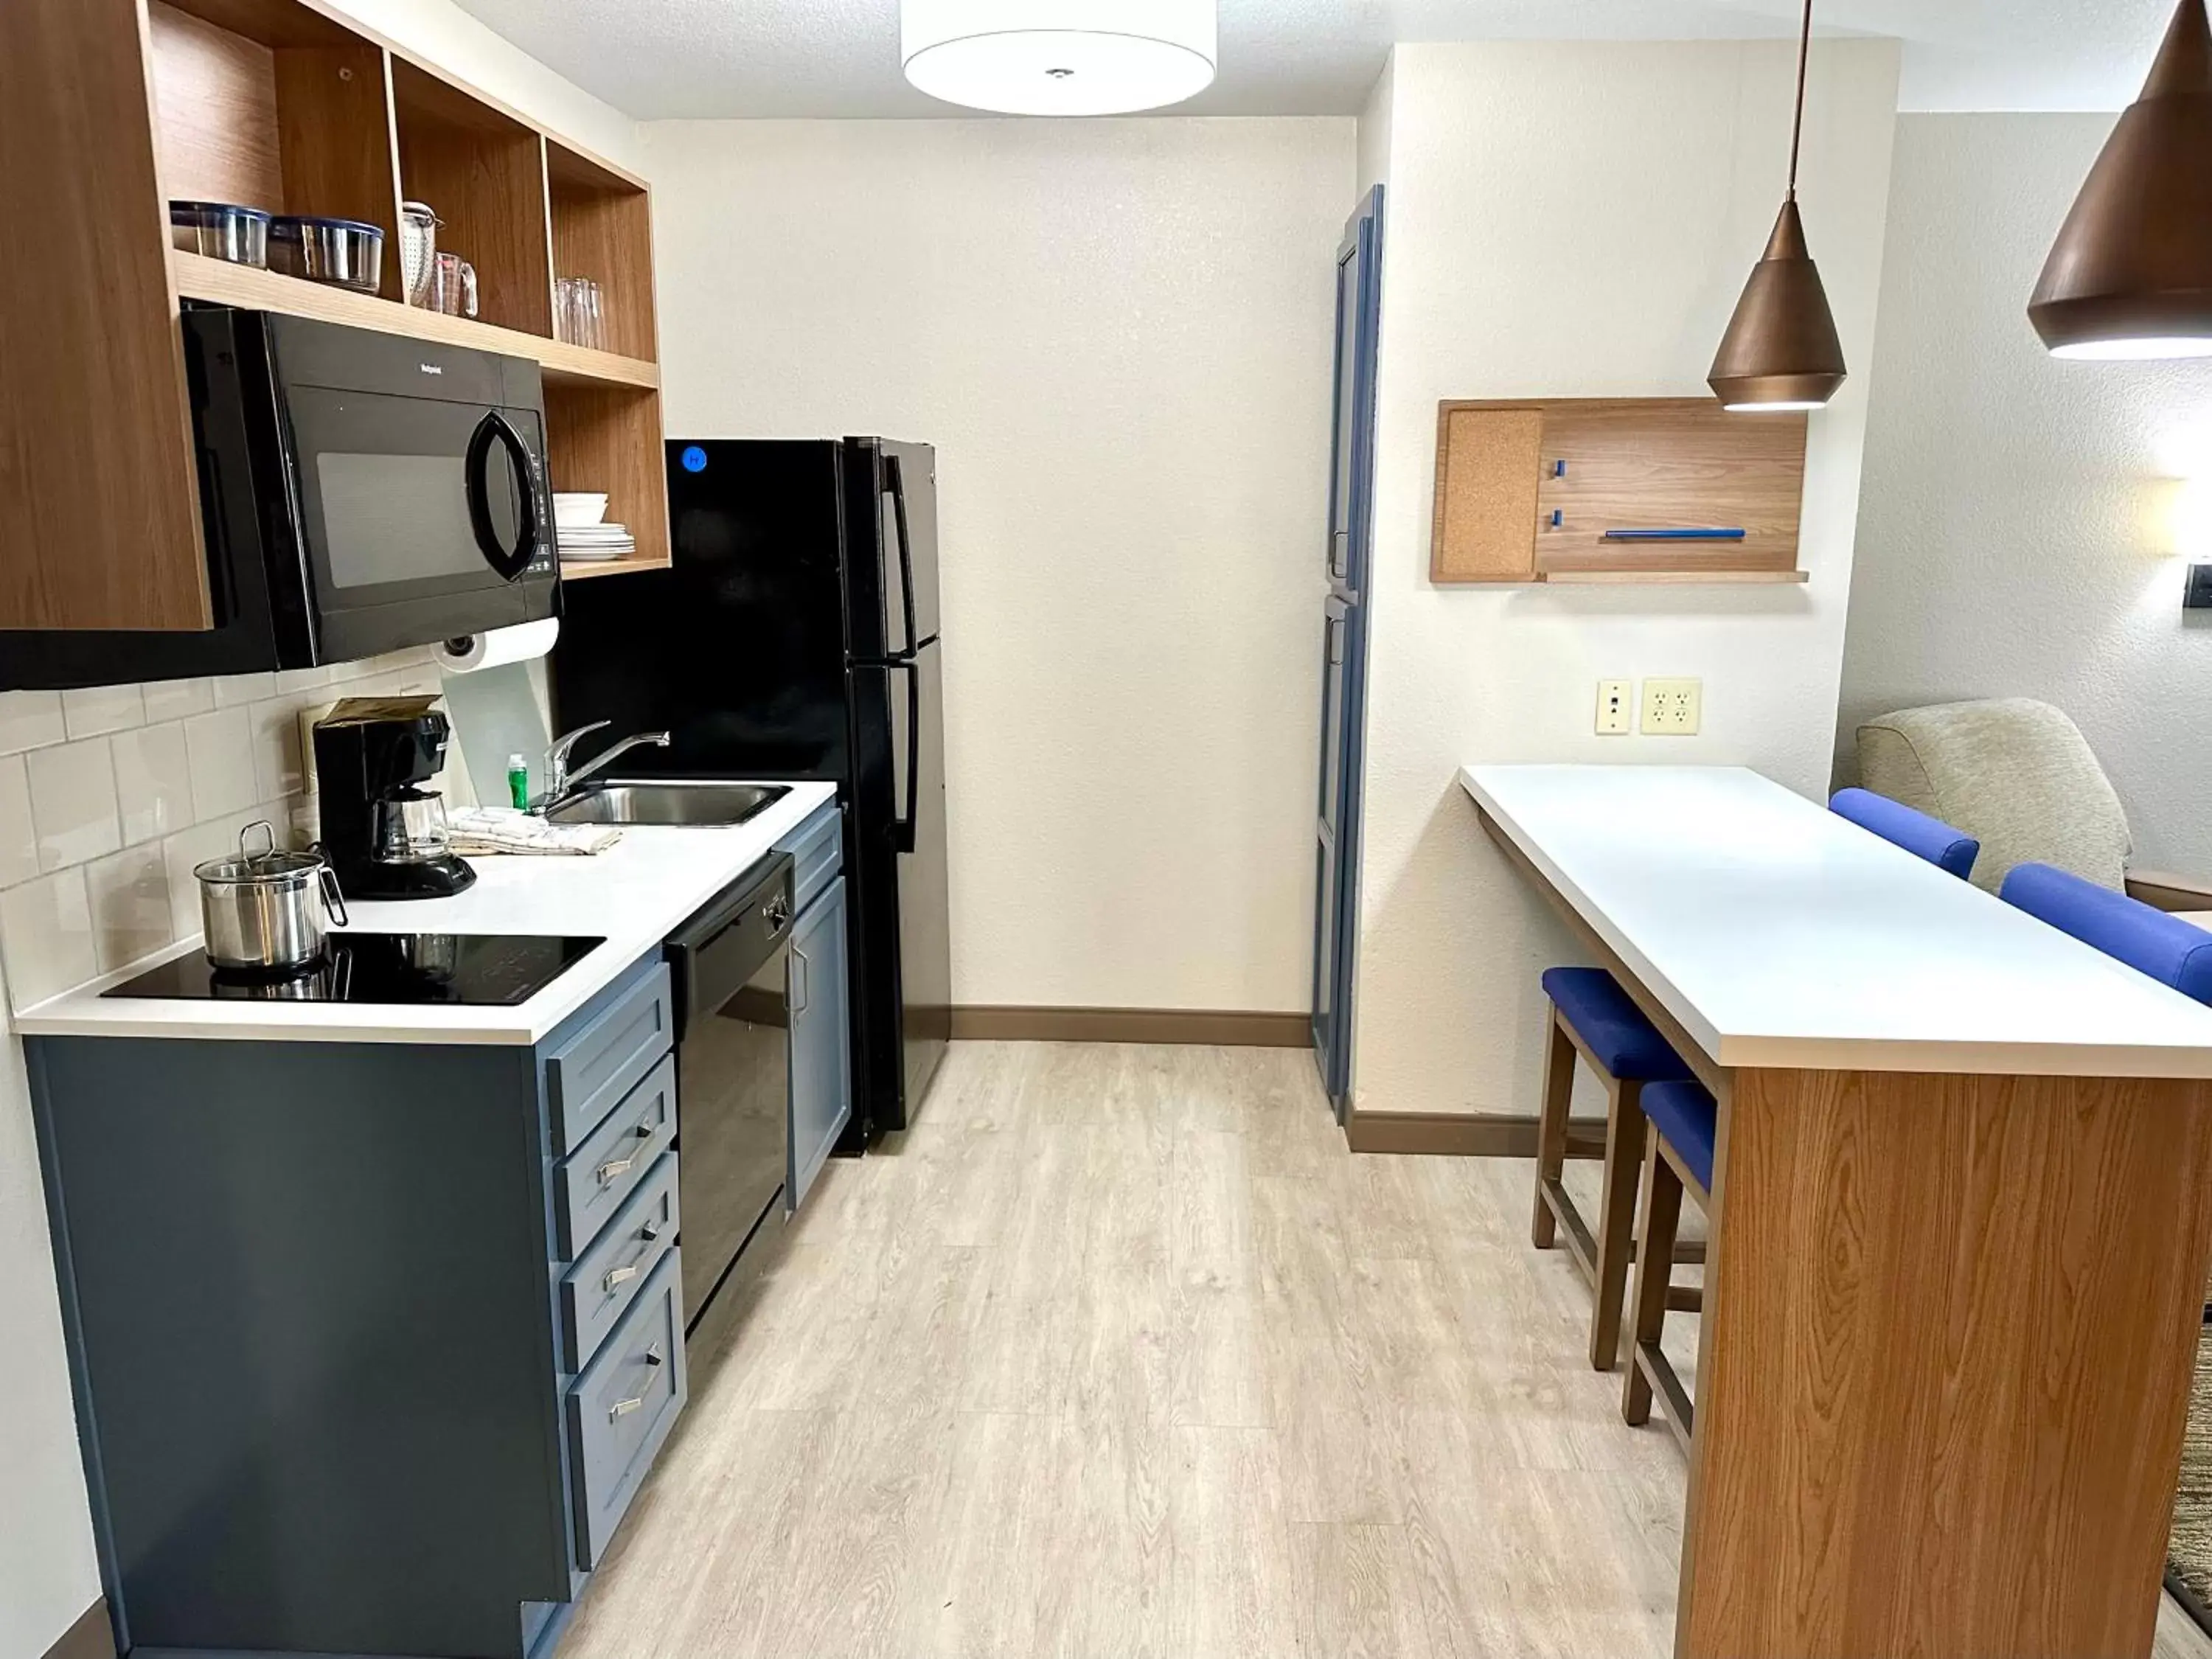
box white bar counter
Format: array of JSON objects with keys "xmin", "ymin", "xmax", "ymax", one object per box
[
  {"xmin": 1462, "ymin": 762, "xmax": 2212, "ymax": 1077},
  {"xmin": 1461, "ymin": 761, "xmax": 2212, "ymax": 1659}
]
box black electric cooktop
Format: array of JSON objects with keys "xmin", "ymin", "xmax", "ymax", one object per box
[{"xmin": 103, "ymin": 934, "xmax": 605, "ymax": 1006}]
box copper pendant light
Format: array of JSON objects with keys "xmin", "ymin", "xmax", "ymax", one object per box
[
  {"xmin": 1709, "ymin": 0, "xmax": 1848, "ymax": 412},
  {"xmin": 2029, "ymin": 0, "xmax": 2212, "ymax": 359}
]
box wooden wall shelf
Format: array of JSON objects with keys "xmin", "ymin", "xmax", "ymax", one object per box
[
  {"xmin": 0, "ymin": 0, "xmax": 669, "ymax": 632},
  {"xmin": 172, "ymin": 252, "xmax": 660, "ymax": 389},
  {"xmin": 1432, "ymin": 397, "xmax": 1809, "ymax": 585}
]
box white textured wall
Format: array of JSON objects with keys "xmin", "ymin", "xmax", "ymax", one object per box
[
  {"xmin": 1839, "ymin": 114, "xmax": 2212, "ymax": 877},
  {"xmin": 1352, "ymin": 41, "xmax": 1902, "ymax": 1118},
  {"xmin": 641, "ymin": 117, "xmax": 1352, "ymax": 1011},
  {"xmin": 0, "ymin": 10, "xmax": 632, "ymax": 1656}
]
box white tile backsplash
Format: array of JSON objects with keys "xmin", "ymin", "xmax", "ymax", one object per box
[
  {"xmin": 62, "ymin": 684, "xmax": 146, "ymax": 740},
  {"xmin": 142, "ymin": 678, "xmax": 214, "ymax": 722},
  {"xmin": 0, "ymin": 692, "xmax": 66, "ymax": 757},
  {"xmin": 113, "ymin": 722, "xmax": 194, "ymax": 846},
  {"xmin": 248, "ymin": 698, "xmax": 306, "ymax": 801},
  {"xmin": 85, "ymin": 844, "xmax": 173, "ymax": 973},
  {"xmin": 212, "ymin": 672, "xmax": 278, "ymax": 709},
  {"xmin": 184, "ymin": 707, "xmax": 260, "ymax": 821},
  {"xmin": 0, "ymin": 869, "xmax": 97, "ymax": 1009},
  {"xmin": 27, "ymin": 740, "xmax": 121, "ymax": 872},
  {"xmin": 1, "ymin": 658, "xmax": 441, "ymax": 1012},
  {"xmin": 0, "ymin": 757, "xmax": 36, "ymax": 888}
]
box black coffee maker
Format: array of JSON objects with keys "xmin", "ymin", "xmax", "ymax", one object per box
[{"xmin": 313, "ymin": 699, "xmax": 476, "ymax": 900}]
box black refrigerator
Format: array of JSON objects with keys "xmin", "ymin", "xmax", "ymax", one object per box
[{"xmin": 549, "ymin": 438, "xmax": 950, "ymax": 1142}]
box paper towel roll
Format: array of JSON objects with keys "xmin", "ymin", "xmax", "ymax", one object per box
[{"xmin": 434, "ymin": 617, "xmax": 560, "ymax": 675}]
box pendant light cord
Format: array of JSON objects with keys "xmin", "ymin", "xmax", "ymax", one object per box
[{"xmin": 1787, "ymin": 0, "xmax": 1812, "ymax": 198}]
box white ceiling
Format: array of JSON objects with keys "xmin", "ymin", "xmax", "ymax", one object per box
[{"xmin": 448, "ymin": 0, "xmax": 2171, "ymax": 119}]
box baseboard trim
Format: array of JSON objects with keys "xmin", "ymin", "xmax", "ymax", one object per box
[
  {"xmin": 44, "ymin": 1601, "xmax": 112, "ymax": 1659},
  {"xmin": 1346, "ymin": 1110, "xmax": 1548, "ymax": 1158},
  {"xmin": 947, "ymin": 1006, "xmax": 1309, "ymax": 1048}
]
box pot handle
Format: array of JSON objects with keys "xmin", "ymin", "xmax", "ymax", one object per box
[{"xmin": 319, "ymin": 865, "xmax": 351, "ymax": 928}]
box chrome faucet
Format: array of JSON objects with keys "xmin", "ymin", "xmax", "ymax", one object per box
[{"xmin": 538, "ymin": 721, "xmax": 671, "ymax": 809}]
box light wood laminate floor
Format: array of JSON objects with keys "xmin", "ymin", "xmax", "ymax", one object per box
[{"xmin": 563, "ymin": 1041, "xmax": 2212, "ymax": 1658}]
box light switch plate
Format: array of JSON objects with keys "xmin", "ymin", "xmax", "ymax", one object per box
[
  {"xmin": 1596, "ymin": 678, "xmax": 1632, "ymax": 736},
  {"xmin": 1641, "ymin": 678, "xmax": 1702, "ymax": 735}
]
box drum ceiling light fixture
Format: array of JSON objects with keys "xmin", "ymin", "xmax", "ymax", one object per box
[
  {"xmin": 2030, "ymin": 0, "xmax": 2212, "ymax": 359},
  {"xmin": 901, "ymin": 0, "xmax": 1217, "ymax": 116},
  {"xmin": 1708, "ymin": 0, "xmax": 1848, "ymax": 413}
]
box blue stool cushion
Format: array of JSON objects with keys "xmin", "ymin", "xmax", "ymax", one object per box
[
  {"xmin": 1540, "ymin": 967, "xmax": 1694, "ymax": 1082},
  {"xmin": 1829, "ymin": 787, "xmax": 1980, "ymax": 880},
  {"xmin": 1642, "ymin": 1079, "xmax": 1718, "ymax": 1192},
  {"xmin": 1999, "ymin": 862, "xmax": 2212, "ymax": 1006}
]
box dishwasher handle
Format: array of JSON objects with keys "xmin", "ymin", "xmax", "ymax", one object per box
[{"xmin": 664, "ymin": 852, "xmax": 795, "ymax": 1029}]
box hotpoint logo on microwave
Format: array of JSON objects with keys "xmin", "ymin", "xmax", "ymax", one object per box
[{"xmin": 419, "ymin": 364, "xmax": 444, "ymax": 375}]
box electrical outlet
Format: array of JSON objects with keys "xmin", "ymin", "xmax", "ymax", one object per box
[
  {"xmin": 1641, "ymin": 677, "xmax": 1702, "ymax": 735},
  {"xmin": 1595, "ymin": 678, "xmax": 1632, "ymax": 736}
]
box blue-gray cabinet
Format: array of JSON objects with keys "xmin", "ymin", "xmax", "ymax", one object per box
[
  {"xmin": 789, "ymin": 874, "xmax": 852, "ymax": 1208},
  {"xmin": 27, "ymin": 950, "xmax": 688, "ymax": 1659},
  {"xmin": 776, "ymin": 801, "xmax": 852, "ymax": 1210}
]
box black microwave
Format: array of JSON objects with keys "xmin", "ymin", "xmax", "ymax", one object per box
[{"xmin": 0, "ymin": 310, "xmax": 557, "ymax": 690}]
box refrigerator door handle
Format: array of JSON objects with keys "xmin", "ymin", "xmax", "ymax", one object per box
[
  {"xmin": 891, "ymin": 658, "xmax": 920, "ymax": 855},
  {"xmin": 885, "ymin": 453, "xmax": 920, "ymax": 662}
]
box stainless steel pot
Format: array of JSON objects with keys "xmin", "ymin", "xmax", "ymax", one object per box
[{"xmin": 195, "ymin": 822, "xmax": 350, "ymax": 973}]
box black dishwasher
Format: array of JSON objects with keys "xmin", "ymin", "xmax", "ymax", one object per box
[{"xmin": 664, "ymin": 851, "xmax": 793, "ymax": 1335}]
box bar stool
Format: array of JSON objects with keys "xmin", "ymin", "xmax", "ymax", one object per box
[
  {"xmin": 1829, "ymin": 787, "xmax": 1980, "ymax": 878},
  {"xmin": 1533, "ymin": 967, "xmax": 1698, "ymax": 1371},
  {"xmin": 2000, "ymin": 862, "xmax": 2212, "ymax": 1004},
  {"xmin": 1621, "ymin": 1077, "xmax": 1717, "ymax": 1450}
]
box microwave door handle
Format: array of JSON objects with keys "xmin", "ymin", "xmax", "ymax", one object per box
[
  {"xmin": 885, "ymin": 453, "xmax": 919, "ymax": 658},
  {"xmin": 465, "ymin": 411, "xmax": 539, "ymax": 582}
]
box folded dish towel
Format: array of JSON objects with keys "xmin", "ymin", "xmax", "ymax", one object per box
[{"xmin": 448, "ymin": 808, "xmax": 623, "ymax": 857}]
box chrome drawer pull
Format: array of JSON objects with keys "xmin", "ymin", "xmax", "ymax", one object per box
[
  {"xmin": 604, "ymin": 1263, "xmax": 640, "ymax": 1291},
  {"xmin": 608, "ymin": 1346, "xmax": 667, "ymax": 1420},
  {"xmin": 602, "ymin": 1222, "xmax": 664, "ymax": 1293},
  {"xmin": 595, "ymin": 1121, "xmax": 656, "ymax": 1186}
]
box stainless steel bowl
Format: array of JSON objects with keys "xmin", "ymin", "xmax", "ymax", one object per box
[
  {"xmin": 195, "ymin": 822, "xmax": 351, "ymax": 973},
  {"xmin": 268, "ymin": 215, "xmax": 384, "ymax": 294}
]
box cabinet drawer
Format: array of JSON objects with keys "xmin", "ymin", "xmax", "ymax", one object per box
[
  {"xmin": 778, "ymin": 801, "xmax": 843, "ymax": 913},
  {"xmin": 560, "ymin": 1152, "xmax": 680, "ymax": 1373},
  {"xmin": 554, "ymin": 1052, "xmax": 677, "ymax": 1259},
  {"xmin": 545, "ymin": 960, "xmax": 674, "ymax": 1154},
  {"xmin": 566, "ymin": 1248, "xmax": 686, "ymax": 1570}
]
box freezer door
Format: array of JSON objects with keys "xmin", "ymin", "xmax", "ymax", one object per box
[
  {"xmin": 550, "ymin": 440, "xmax": 852, "ymax": 782},
  {"xmin": 842, "ymin": 439, "xmax": 940, "ymax": 661}
]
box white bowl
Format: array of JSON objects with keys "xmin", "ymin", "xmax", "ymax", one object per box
[{"xmin": 554, "ymin": 492, "xmax": 610, "ymax": 528}]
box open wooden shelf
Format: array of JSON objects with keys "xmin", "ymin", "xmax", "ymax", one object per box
[
  {"xmin": 0, "ymin": 0, "xmax": 671, "ymax": 630},
  {"xmin": 560, "ymin": 552, "xmax": 673, "ymax": 582},
  {"xmin": 172, "ymin": 251, "xmax": 659, "ymax": 388}
]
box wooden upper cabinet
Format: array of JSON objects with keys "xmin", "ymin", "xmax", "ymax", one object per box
[
  {"xmin": 0, "ymin": 0, "xmax": 211, "ymax": 631},
  {"xmin": 1432, "ymin": 397, "xmax": 1810, "ymax": 585},
  {"xmin": 0, "ymin": 0, "xmax": 672, "ymax": 636}
]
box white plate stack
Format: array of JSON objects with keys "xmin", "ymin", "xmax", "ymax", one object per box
[{"xmin": 553, "ymin": 492, "xmax": 636, "ymax": 563}]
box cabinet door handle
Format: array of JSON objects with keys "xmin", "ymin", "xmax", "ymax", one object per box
[
  {"xmin": 608, "ymin": 1346, "xmax": 666, "ymax": 1420},
  {"xmin": 596, "ymin": 1120, "xmax": 656, "ymax": 1186},
  {"xmin": 792, "ymin": 944, "xmax": 810, "ymax": 1018}
]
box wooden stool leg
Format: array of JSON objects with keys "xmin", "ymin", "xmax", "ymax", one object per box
[
  {"xmin": 1622, "ymin": 1138, "xmax": 1682, "ymax": 1427},
  {"xmin": 1532, "ymin": 1011, "xmax": 1576, "ymax": 1249},
  {"xmin": 1587, "ymin": 1077, "xmax": 1647, "ymax": 1372}
]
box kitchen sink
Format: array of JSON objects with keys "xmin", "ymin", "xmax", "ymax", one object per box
[{"xmin": 543, "ymin": 782, "xmax": 792, "ymax": 827}]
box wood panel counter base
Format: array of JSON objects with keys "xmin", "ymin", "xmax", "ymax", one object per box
[{"xmin": 1683, "ymin": 1064, "xmax": 2212, "ymax": 1659}]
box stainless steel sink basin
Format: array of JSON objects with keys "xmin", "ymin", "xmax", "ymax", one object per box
[{"xmin": 543, "ymin": 782, "xmax": 791, "ymax": 827}]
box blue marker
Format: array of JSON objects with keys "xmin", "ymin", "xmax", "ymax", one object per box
[{"xmin": 681, "ymin": 445, "xmax": 709, "ymax": 473}]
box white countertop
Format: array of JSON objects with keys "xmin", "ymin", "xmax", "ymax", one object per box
[
  {"xmin": 15, "ymin": 782, "xmax": 837, "ymax": 1047},
  {"xmin": 1462, "ymin": 763, "xmax": 2212, "ymax": 1078}
]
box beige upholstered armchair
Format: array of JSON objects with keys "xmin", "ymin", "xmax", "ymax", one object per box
[{"xmin": 1854, "ymin": 697, "xmax": 2212, "ymax": 908}]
